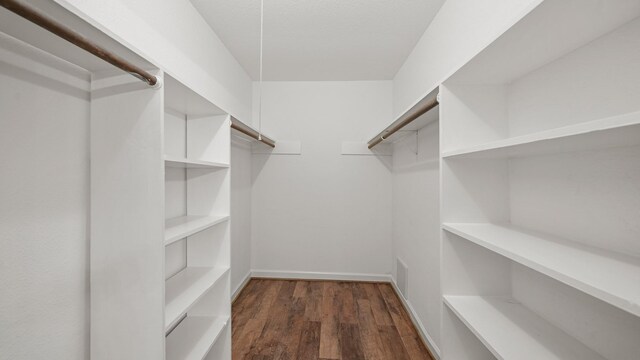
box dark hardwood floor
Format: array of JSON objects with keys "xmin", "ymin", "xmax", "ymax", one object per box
[{"xmin": 232, "ymin": 279, "xmax": 435, "ymax": 360}]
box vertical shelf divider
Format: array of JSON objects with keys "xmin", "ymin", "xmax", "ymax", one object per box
[
  {"xmin": 163, "ymin": 75, "xmax": 231, "ymax": 360},
  {"xmin": 90, "ymin": 70, "xmax": 166, "ymax": 359}
]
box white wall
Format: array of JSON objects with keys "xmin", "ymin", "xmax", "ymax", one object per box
[
  {"xmin": 55, "ymin": 0, "xmax": 254, "ymax": 121},
  {"xmin": 230, "ymin": 140, "xmax": 253, "ymax": 295},
  {"xmin": 250, "ymin": 81, "xmax": 393, "ymax": 278},
  {"xmin": 0, "ymin": 36, "xmax": 90, "ymax": 359},
  {"xmin": 392, "ymin": 0, "xmax": 542, "ymax": 118},
  {"xmin": 392, "ymin": 122, "xmax": 441, "ymax": 351}
]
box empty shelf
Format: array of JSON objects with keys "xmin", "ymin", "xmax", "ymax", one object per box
[
  {"xmin": 443, "ymin": 223, "xmax": 640, "ymax": 316},
  {"xmin": 164, "ymin": 215, "xmax": 230, "ymax": 246},
  {"xmin": 442, "ymin": 110, "xmax": 640, "ymax": 159},
  {"xmin": 165, "ymin": 156, "xmax": 229, "ymax": 169},
  {"xmin": 165, "ymin": 267, "xmax": 229, "ymax": 331},
  {"xmin": 444, "ymin": 296, "xmax": 604, "ymax": 360},
  {"xmin": 166, "ymin": 316, "xmax": 228, "ymax": 360}
]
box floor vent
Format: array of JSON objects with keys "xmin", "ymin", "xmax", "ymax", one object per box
[{"xmin": 396, "ymin": 258, "xmax": 408, "ymax": 299}]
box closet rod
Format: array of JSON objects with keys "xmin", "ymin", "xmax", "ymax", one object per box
[
  {"xmin": 230, "ymin": 118, "xmax": 276, "ymax": 148},
  {"xmin": 368, "ymin": 97, "xmax": 439, "ymax": 149},
  {"xmin": 0, "ymin": 0, "xmax": 159, "ymax": 87}
]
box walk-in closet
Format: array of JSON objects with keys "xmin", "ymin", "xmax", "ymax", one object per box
[{"xmin": 2, "ymin": 0, "xmax": 639, "ymax": 359}]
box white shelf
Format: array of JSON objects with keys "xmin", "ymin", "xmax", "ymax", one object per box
[
  {"xmin": 165, "ymin": 267, "xmax": 229, "ymax": 331},
  {"xmin": 165, "ymin": 156, "xmax": 229, "ymax": 169},
  {"xmin": 164, "ymin": 75, "xmax": 226, "ymax": 117},
  {"xmin": 164, "ymin": 215, "xmax": 229, "ymax": 246},
  {"xmin": 444, "ymin": 296, "xmax": 604, "ymax": 360},
  {"xmin": 442, "ymin": 111, "xmax": 640, "ymax": 159},
  {"xmin": 443, "ymin": 223, "xmax": 640, "ymax": 317},
  {"xmin": 166, "ymin": 316, "xmax": 228, "ymax": 360}
]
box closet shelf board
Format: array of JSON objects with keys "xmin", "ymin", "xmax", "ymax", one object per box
[
  {"xmin": 444, "ymin": 296, "xmax": 605, "ymax": 360},
  {"xmin": 166, "ymin": 316, "xmax": 229, "ymax": 360},
  {"xmin": 443, "ymin": 223, "xmax": 640, "ymax": 317},
  {"xmin": 165, "ymin": 267, "xmax": 230, "ymax": 331},
  {"xmin": 165, "ymin": 156, "xmax": 230, "ymax": 169},
  {"xmin": 442, "ymin": 110, "xmax": 640, "ymax": 159},
  {"xmin": 164, "ymin": 215, "xmax": 230, "ymax": 246}
]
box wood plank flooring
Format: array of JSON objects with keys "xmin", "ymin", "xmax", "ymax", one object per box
[{"xmin": 232, "ymin": 279, "xmax": 435, "ymax": 360}]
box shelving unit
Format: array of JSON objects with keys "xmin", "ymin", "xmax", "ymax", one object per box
[
  {"xmin": 166, "ymin": 316, "xmax": 229, "ymax": 360},
  {"xmin": 0, "ymin": 2, "xmax": 170, "ymax": 358},
  {"xmin": 443, "ymin": 223, "xmax": 640, "ymax": 317},
  {"xmin": 2, "ymin": 3, "xmax": 232, "ymax": 359},
  {"xmin": 442, "ymin": 110, "xmax": 640, "ymax": 159},
  {"xmin": 165, "ymin": 267, "xmax": 230, "ymax": 330},
  {"xmin": 439, "ymin": 1, "xmax": 640, "ymax": 359},
  {"xmin": 165, "ymin": 156, "xmax": 230, "ymax": 169},
  {"xmin": 163, "ymin": 74, "xmax": 232, "ymax": 359},
  {"xmin": 165, "ymin": 215, "xmax": 230, "ymax": 246},
  {"xmin": 443, "ymin": 296, "xmax": 605, "ymax": 360}
]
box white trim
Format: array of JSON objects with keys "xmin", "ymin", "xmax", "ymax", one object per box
[
  {"xmin": 232, "ymin": 271, "xmax": 252, "ymax": 302},
  {"xmin": 250, "ymin": 269, "xmax": 392, "ymax": 283},
  {"xmin": 390, "ymin": 278, "xmax": 442, "ymax": 359}
]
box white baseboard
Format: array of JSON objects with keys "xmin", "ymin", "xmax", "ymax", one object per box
[
  {"xmin": 390, "ymin": 279, "xmax": 441, "ymax": 359},
  {"xmin": 250, "ymin": 269, "xmax": 392, "ymax": 283},
  {"xmin": 232, "ymin": 271, "xmax": 252, "ymax": 303}
]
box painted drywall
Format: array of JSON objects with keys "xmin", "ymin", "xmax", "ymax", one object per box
[
  {"xmin": 54, "ymin": 0, "xmax": 254, "ymax": 121},
  {"xmin": 392, "ymin": 0, "xmax": 542, "ymax": 118},
  {"xmin": 250, "ymin": 81, "xmax": 393, "ymax": 277},
  {"xmin": 0, "ymin": 36, "xmax": 90, "ymax": 359},
  {"xmin": 392, "ymin": 121, "xmax": 442, "ymax": 351},
  {"xmin": 231, "ymin": 140, "xmax": 253, "ymax": 295}
]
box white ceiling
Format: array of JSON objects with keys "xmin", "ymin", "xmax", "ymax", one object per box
[{"xmin": 190, "ymin": 0, "xmax": 446, "ymax": 81}]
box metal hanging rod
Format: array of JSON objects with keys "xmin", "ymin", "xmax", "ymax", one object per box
[
  {"xmin": 368, "ymin": 96, "xmax": 439, "ymax": 149},
  {"xmin": 230, "ymin": 117, "xmax": 276, "ymax": 148},
  {"xmin": 0, "ymin": 0, "xmax": 159, "ymax": 87}
]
